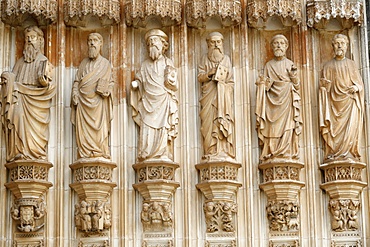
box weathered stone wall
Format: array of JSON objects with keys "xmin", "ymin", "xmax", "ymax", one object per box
[{"xmin": 0, "ymin": 1, "xmax": 369, "ymax": 247}]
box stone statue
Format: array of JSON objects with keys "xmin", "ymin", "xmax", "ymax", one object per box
[
  {"xmin": 71, "ymin": 33, "xmax": 113, "ymax": 160},
  {"xmin": 131, "ymin": 29, "xmax": 178, "ymax": 162},
  {"xmin": 255, "ymin": 34, "xmax": 302, "ymax": 162},
  {"xmin": 1, "ymin": 26, "xmax": 56, "ymax": 162},
  {"xmin": 319, "ymin": 34, "xmax": 364, "ymax": 161},
  {"xmin": 198, "ymin": 32, "xmax": 235, "ymax": 161}
]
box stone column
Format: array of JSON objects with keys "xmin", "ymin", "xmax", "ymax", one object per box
[
  {"xmin": 5, "ymin": 160, "xmax": 53, "ymax": 246},
  {"xmin": 196, "ymin": 161, "xmax": 241, "ymax": 247},
  {"xmin": 133, "ymin": 161, "xmax": 179, "ymax": 247},
  {"xmin": 70, "ymin": 159, "xmax": 117, "ymax": 246}
]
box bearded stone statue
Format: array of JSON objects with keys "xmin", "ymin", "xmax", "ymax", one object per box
[{"xmin": 197, "ymin": 32, "xmax": 235, "ymax": 161}]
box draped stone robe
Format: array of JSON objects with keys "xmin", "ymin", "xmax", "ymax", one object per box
[
  {"xmin": 71, "ymin": 55, "xmax": 113, "ymax": 159},
  {"xmin": 319, "ymin": 57, "xmax": 364, "ymax": 160},
  {"xmin": 198, "ymin": 55, "xmax": 235, "ymax": 160},
  {"xmin": 5, "ymin": 53, "xmax": 56, "ymax": 161},
  {"xmin": 255, "ymin": 57, "xmax": 302, "ymax": 161},
  {"xmin": 131, "ymin": 55, "xmax": 178, "ymax": 162}
]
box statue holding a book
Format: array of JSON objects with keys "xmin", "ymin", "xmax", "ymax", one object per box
[
  {"xmin": 0, "ymin": 26, "xmax": 56, "ymax": 162},
  {"xmin": 71, "ymin": 32, "xmax": 113, "ymax": 160}
]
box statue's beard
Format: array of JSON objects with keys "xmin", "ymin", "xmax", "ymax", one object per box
[
  {"xmin": 273, "ymin": 49, "xmax": 285, "ymax": 58},
  {"xmin": 208, "ymin": 48, "xmax": 224, "ymax": 63},
  {"xmin": 149, "ymin": 45, "xmax": 162, "ymax": 61},
  {"xmin": 335, "ymin": 49, "xmax": 345, "ymax": 57},
  {"xmin": 23, "ymin": 44, "xmax": 39, "ymax": 63},
  {"xmin": 88, "ymin": 46, "xmax": 99, "ymax": 59}
]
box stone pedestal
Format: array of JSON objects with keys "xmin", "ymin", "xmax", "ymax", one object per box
[
  {"xmin": 320, "ymin": 160, "xmax": 366, "ymax": 246},
  {"xmin": 133, "ymin": 161, "xmax": 180, "ymax": 247},
  {"xmin": 70, "ymin": 159, "xmax": 117, "ymax": 246},
  {"xmin": 5, "ymin": 160, "xmax": 53, "ymax": 245},
  {"xmin": 259, "ymin": 160, "xmax": 304, "ymax": 246},
  {"xmin": 195, "ymin": 161, "xmax": 241, "ymax": 247}
]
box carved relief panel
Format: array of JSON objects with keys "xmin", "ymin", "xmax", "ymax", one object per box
[
  {"xmin": 64, "ymin": 0, "xmax": 120, "ymax": 27},
  {"xmin": 186, "ymin": 0, "xmax": 242, "ymax": 28},
  {"xmin": 125, "ymin": 0, "xmax": 182, "ymax": 28},
  {"xmin": 1, "ymin": 0, "xmax": 57, "ymax": 26}
]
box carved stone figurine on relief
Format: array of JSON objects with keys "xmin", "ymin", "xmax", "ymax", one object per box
[
  {"xmin": 255, "ymin": 34, "xmax": 302, "ymax": 162},
  {"xmin": 319, "ymin": 34, "xmax": 364, "ymax": 161},
  {"xmin": 197, "ymin": 32, "xmax": 235, "ymax": 161},
  {"xmin": 71, "ymin": 33, "xmax": 113, "ymax": 160},
  {"xmin": 0, "ymin": 26, "xmax": 55, "ymax": 162},
  {"xmin": 131, "ymin": 29, "xmax": 178, "ymax": 162}
]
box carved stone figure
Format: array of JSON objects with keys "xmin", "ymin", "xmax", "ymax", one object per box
[
  {"xmin": 71, "ymin": 33, "xmax": 113, "ymax": 160},
  {"xmin": 131, "ymin": 29, "xmax": 178, "ymax": 162},
  {"xmin": 319, "ymin": 34, "xmax": 364, "ymax": 161},
  {"xmin": 198, "ymin": 32, "xmax": 235, "ymax": 161},
  {"xmin": 266, "ymin": 200, "xmax": 300, "ymax": 232},
  {"xmin": 329, "ymin": 199, "xmax": 360, "ymax": 231},
  {"xmin": 256, "ymin": 34, "xmax": 302, "ymax": 162},
  {"xmin": 74, "ymin": 199, "xmax": 112, "ymax": 232},
  {"xmin": 2, "ymin": 26, "xmax": 56, "ymax": 162}
]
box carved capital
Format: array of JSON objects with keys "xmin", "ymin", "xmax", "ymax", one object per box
[
  {"xmin": 247, "ymin": 0, "xmax": 302, "ymax": 28},
  {"xmin": 196, "ymin": 161, "xmax": 241, "ymax": 182},
  {"xmin": 329, "ymin": 199, "xmax": 360, "ymax": 231},
  {"xmin": 125, "ymin": 0, "xmax": 181, "ymax": 28},
  {"xmin": 1, "ymin": 0, "xmax": 57, "ymax": 26},
  {"xmin": 64, "ymin": 0, "xmax": 120, "ymax": 27},
  {"xmin": 307, "ymin": 0, "xmax": 363, "ymax": 29},
  {"xmin": 185, "ymin": 0, "xmax": 242, "ymax": 28},
  {"xmin": 133, "ymin": 161, "xmax": 179, "ymax": 182}
]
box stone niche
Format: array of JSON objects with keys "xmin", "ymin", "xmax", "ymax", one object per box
[
  {"xmin": 1, "ymin": 0, "xmax": 57, "ymax": 27},
  {"xmin": 64, "ymin": 0, "xmax": 120, "ymax": 27}
]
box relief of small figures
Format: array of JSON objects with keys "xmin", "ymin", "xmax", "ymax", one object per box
[
  {"xmin": 140, "ymin": 201, "xmax": 173, "ymax": 232},
  {"xmin": 203, "ymin": 201, "xmax": 237, "ymax": 233}
]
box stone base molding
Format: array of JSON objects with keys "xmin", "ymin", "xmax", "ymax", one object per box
[
  {"xmin": 133, "ymin": 161, "xmax": 180, "ymax": 245},
  {"xmin": 195, "ymin": 161, "xmax": 241, "ymax": 247},
  {"xmin": 5, "ymin": 160, "xmax": 53, "ymax": 245},
  {"xmin": 259, "ymin": 160, "xmax": 304, "ymax": 246},
  {"xmin": 320, "ymin": 160, "xmax": 367, "ymax": 245},
  {"xmin": 70, "ymin": 159, "xmax": 117, "ymax": 244}
]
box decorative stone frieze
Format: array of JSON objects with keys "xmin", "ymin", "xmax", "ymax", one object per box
[
  {"xmin": 247, "ymin": 0, "xmax": 302, "ymax": 28},
  {"xmin": 196, "ymin": 161, "xmax": 241, "ymax": 247},
  {"xmin": 185, "ymin": 0, "xmax": 242, "ymax": 28},
  {"xmin": 125, "ymin": 0, "xmax": 181, "ymax": 28},
  {"xmin": 13, "ymin": 239, "xmax": 45, "ymax": 247},
  {"xmin": 1, "ymin": 0, "xmax": 57, "ymax": 26},
  {"xmin": 133, "ymin": 161, "xmax": 179, "ymax": 245},
  {"xmin": 205, "ymin": 240, "xmax": 236, "ymax": 247},
  {"xmin": 5, "ymin": 160, "xmax": 53, "ymax": 234},
  {"xmin": 64, "ymin": 0, "xmax": 120, "ymax": 27},
  {"xmin": 269, "ymin": 240, "xmax": 300, "ymax": 247},
  {"xmin": 307, "ymin": 0, "xmax": 363, "ymax": 29}
]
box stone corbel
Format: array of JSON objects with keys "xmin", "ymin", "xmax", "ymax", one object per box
[
  {"xmin": 185, "ymin": 0, "xmax": 242, "ymax": 28},
  {"xmin": 320, "ymin": 160, "xmax": 366, "ymax": 234},
  {"xmin": 306, "ymin": 0, "xmax": 363, "ymax": 30},
  {"xmin": 1, "ymin": 0, "xmax": 57, "ymax": 27},
  {"xmin": 5, "ymin": 160, "xmax": 53, "ymax": 233},
  {"xmin": 196, "ymin": 161, "xmax": 241, "ymax": 247},
  {"xmin": 133, "ymin": 161, "xmax": 179, "ymax": 245},
  {"xmin": 247, "ymin": 0, "xmax": 302, "ymax": 28},
  {"xmin": 64, "ymin": 0, "xmax": 120, "ymax": 27},
  {"xmin": 125, "ymin": 0, "xmax": 182, "ymax": 28}
]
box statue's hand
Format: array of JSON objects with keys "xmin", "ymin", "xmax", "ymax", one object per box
[
  {"xmin": 320, "ymin": 78, "xmax": 331, "ymax": 88},
  {"xmin": 207, "ymin": 67, "xmax": 217, "ymax": 79},
  {"xmin": 38, "ymin": 76, "xmax": 50, "ymax": 87},
  {"xmin": 348, "ymin": 85, "xmax": 359, "ymax": 94},
  {"xmin": 131, "ymin": 80, "xmax": 139, "ymax": 90},
  {"xmin": 72, "ymin": 94, "xmax": 79, "ymax": 105}
]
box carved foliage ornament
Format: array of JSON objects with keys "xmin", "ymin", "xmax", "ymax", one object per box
[
  {"xmin": 64, "ymin": 0, "xmax": 120, "ymax": 27},
  {"xmin": 11, "ymin": 198, "xmax": 46, "ymax": 232},
  {"xmin": 323, "ymin": 165, "xmax": 362, "ymax": 183},
  {"xmin": 74, "ymin": 200, "xmax": 112, "ymax": 232},
  {"xmin": 266, "ymin": 200, "xmax": 300, "ymax": 232},
  {"xmin": 307, "ymin": 0, "xmax": 363, "ymax": 29},
  {"xmin": 247, "ymin": 0, "xmax": 302, "ymax": 28},
  {"xmin": 203, "ymin": 201, "xmax": 237, "ymax": 233},
  {"xmin": 186, "ymin": 0, "xmax": 241, "ymax": 28},
  {"xmin": 125, "ymin": 0, "xmax": 181, "ymax": 27},
  {"xmin": 329, "ymin": 199, "xmax": 360, "ymax": 231},
  {"xmin": 1, "ymin": 0, "xmax": 57, "ymax": 26}
]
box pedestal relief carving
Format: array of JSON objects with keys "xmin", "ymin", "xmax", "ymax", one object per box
[
  {"xmin": 319, "ymin": 34, "xmax": 366, "ymax": 245},
  {"xmin": 185, "ymin": 0, "xmax": 242, "ymax": 28},
  {"xmin": 307, "ymin": 0, "xmax": 363, "ymax": 29},
  {"xmin": 247, "ymin": 0, "xmax": 302, "ymax": 28},
  {"xmin": 64, "ymin": 0, "xmax": 120, "ymax": 27},
  {"xmin": 1, "ymin": 0, "xmax": 57, "ymax": 26},
  {"xmin": 125, "ymin": 0, "xmax": 181, "ymax": 28},
  {"xmin": 256, "ymin": 35, "xmax": 304, "ymax": 246},
  {"xmin": 1, "ymin": 26, "xmax": 55, "ymax": 246}
]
